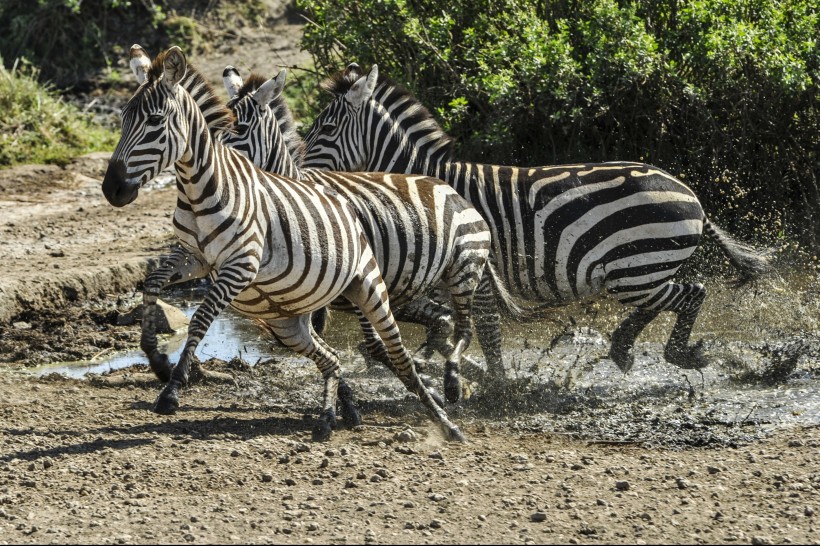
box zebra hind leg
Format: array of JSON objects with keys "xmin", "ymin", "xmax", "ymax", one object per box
[
  {"xmin": 662, "ymin": 283, "xmax": 708, "ymax": 370},
  {"xmin": 261, "ymin": 316, "xmax": 345, "ymax": 442},
  {"xmin": 343, "ymin": 266, "xmax": 465, "ymax": 442},
  {"xmin": 609, "ymin": 308, "xmax": 660, "ymax": 373},
  {"xmin": 308, "ymin": 319, "xmax": 361, "ymax": 427},
  {"xmin": 354, "ymin": 311, "xmax": 446, "ymax": 409}
]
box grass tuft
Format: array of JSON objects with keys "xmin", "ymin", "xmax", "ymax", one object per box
[{"xmin": 0, "ymin": 58, "xmax": 117, "ymax": 168}]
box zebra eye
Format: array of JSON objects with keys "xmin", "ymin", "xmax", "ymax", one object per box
[
  {"xmin": 147, "ymin": 114, "xmax": 163, "ymax": 125},
  {"xmin": 236, "ymin": 123, "xmax": 249, "ymax": 133},
  {"xmin": 319, "ymin": 123, "xmax": 336, "ymax": 135}
]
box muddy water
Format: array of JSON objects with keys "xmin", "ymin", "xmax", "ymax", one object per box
[{"xmin": 29, "ymin": 269, "xmax": 820, "ymax": 448}]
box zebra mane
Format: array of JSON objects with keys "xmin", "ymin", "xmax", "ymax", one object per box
[
  {"xmin": 147, "ymin": 50, "xmax": 236, "ymax": 134},
  {"xmin": 322, "ymin": 66, "xmax": 456, "ymax": 161},
  {"xmin": 237, "ymin": 72, "xmax": 306, "ymax": 168}
]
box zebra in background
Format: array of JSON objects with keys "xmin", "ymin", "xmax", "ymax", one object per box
[
  {"xmin": 102, "ymin": 46, "xmax": 465, "ymax": 442},
  {"xmin": 302, "ymin": 63, "xmax": 773, "ymax": 375},
  {"xmin": 218, "ymin": 65, "xmax": 535, "ymax": 401}
]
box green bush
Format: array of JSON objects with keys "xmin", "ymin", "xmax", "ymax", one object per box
[
  {"xmin": 298, "ymin": 0, "xmax": 820, "ymax": 247},
  {"xmin": 0, "ymin": 58, "xmax": 117, "ymax": 167}
]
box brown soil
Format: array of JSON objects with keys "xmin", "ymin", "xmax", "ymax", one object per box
[{"xmin": 1, "ymin": 4, "xmax": 818, "ymax": 544}]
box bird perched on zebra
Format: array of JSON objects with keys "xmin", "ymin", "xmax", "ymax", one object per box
[
  {"xmin": 301, "ymin": 63, "xmax": 773, "ymax": 375},
  {"xmin": 101, "ymin": 46, "xmax": 465, "ymax": 442}
]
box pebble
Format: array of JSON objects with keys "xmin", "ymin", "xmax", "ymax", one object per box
[
  {"xmin": 260, "ymin": 473, "xmax": 273, "ymax": 483},
  {"xmin": 395, "ymin": 429, "xmax": 417, "ymax": 443},
  {"xmin": 751, "ymin": 536, "xmax": 772, "ymax": 545},
  {"xmin": 530, "ymin": 512, "xmax": 547, "ymax": 522},
  {"xmin": 615, "ymin": 481, "xmax": 630, "ymax": 491},
  {"xmin": 676, "ymin": 478, "xmax": 690, "ymax": 490},
  {"xmin": 805, "ymin": 506, "xmax": 815, "ymax": 517}
]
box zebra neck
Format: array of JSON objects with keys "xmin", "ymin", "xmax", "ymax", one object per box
[
  {"xmin": 262, "ymin": 135, "xmax": 301, "ymax": 180},
  {"xmin": 174, "ymin": 93, "xmax": 229, "ymax": 205}
]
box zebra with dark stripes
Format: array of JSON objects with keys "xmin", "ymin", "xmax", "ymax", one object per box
[
  {"xmin": 128, "ymin": 46, "xmax": 510, "ymax": 404},
  {"xmin": 218, "ymin": 65, "xmax": 533, "ymax": 401},
  {"xmin": 101, "ymin": 47, "xmax": 465, "ymax": 442},
  {"xmin": 302, "ymin": 63, "xmax": 772, "ymax": 375}
]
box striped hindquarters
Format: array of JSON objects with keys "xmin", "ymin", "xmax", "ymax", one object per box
[
  {"xmin": 448, "ymin": 161, "xmax": 705, "ymax": 304},
  {"xmin": 304, "ymin": 171, "xmax": 491, "ymax": 307}
]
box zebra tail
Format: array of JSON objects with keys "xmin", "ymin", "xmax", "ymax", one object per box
[
  {"xmin": 484, "ymin": 262, "xmax": 566, "ymax": 322},
  {"xmin": 704, "ymin": 217, "xmax": 773, "ymax": 288}
]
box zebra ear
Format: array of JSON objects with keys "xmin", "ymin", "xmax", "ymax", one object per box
[
  {"xmin": 223, "ymin": 66, "xmax": 243, "ymax": 99},
  {"xmin": 344, "ymin": 62, "xmax": 361, "ymax": 78},
  {"xmin": 162, "ymin": 46, "xmax": 187, "ymax": 89},
  {"xmin": 254, "ymin": 69, "xmax": 287, "ymax": 107},
  {"xmin": 129, "ymin": 44, "xmax": 151, "ymax": 84},
  {"xmin": 347, "ymin": 64, "xmax": 378, "ymax": 106}
]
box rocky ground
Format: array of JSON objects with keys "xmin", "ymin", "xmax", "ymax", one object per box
[{"xmin": 1, "ymin": 2, "xmax": 819, "ymax": 544}]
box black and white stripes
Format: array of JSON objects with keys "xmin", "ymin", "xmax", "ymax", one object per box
[
  {"xmin": 302, "ymin": 64, "xmax": 772, "ymax": 374},
  {"xmin": 102, "ymin": 47, "xmax": 465, "ymax": 442}
]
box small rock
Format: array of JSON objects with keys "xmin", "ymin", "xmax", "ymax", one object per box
[
  {"xmin": 429, "ymin": 519, "xmax": 442, "ymax": 529},
  {"xmin": 805, "ymin": 506, "xmax": 814, "ymax": 517},
  {"xmin": 615, "ymin": 481, "xmax": 630, "ymax": 491},
  {"xmin": 260, "ymin": 473, "xmax": 273, "ymax": 483},
  {"xmin": 284, "ymin": 478, "xmax": 297, "ymax": 486},
  {"xmin": 707, "ymin": 466, "xmax": 721, "ymax": 475},
  {"xmin": 428, "ymin": 451, "xmax": 444, "ymax": 460},
  {"xmin": 12, "ymin": 322, "xmax": 31, "ymax": 330},
  {"xmin": 751, "ymin": 536, "xmax": 772, "ymax": 545},
  {"xmin": 428, "ymin": 493, "xmax": 447, "ymax": 502},
  {"xmin": 395, "ymin": 429, "xmax": 417, "ymax": 443},
  {"xmin": 312, "ymin": 478, "xmax": 324, "ymax": 486},
  {"xmin": 530, "ymin": 512, "xmax": 547, "ymax": 522},
  {"xmin": 676, "ymin": 478, "xmax": 689, "ymax": 490}
]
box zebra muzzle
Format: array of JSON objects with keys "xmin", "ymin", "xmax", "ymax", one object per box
[{"xmin": 102, "ymin": 159, "xmax": 141, "ymax": 207}]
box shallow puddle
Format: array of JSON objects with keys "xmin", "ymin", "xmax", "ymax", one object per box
[{"xmin": 25, "ymin": 269, "xmax": 820, "ymax": 447}]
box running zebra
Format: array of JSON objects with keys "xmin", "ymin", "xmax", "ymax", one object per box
[
  {"xmin": 218, "ymin": 65, "xmax": 530, "ymax": 400},
  {"xmin": 128, "ymin": 46, "xmax": 508, "ymax": 404},
  {"xmin": 101, "ymin": 47, "xmax": 464, "ymax": 442},
  {"xmin": 302, "ymin": 64, "xmax": 772, "ymax": 374}
]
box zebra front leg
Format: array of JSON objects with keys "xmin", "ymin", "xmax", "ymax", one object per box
[
  {"xmin": 141, "ymin": 247, "xmax": 209, "ymax": 382},
  {"xmin": 662, "ymin": 283, "xmax": 708, "ymax": 369},
  {"xmin": 343, "ymin": 266, "xmax": 465, "ymax": 442},
  {"xmin": 354, "ymin": 310, "xmax": 446, "ymax": 410},
  {"xmin": 154, "ymin": 264, "xmax": 256, "ymax": 415},
  {"xmin": 262, "ymin": 316, "xmax": 347, "ymax": 441}
]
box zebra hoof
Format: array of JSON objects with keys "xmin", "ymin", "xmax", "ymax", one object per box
[
  {"xmin": 311, "ymin": 409, "xmax": 337, "ymax": 442},
  {"xmin": 445, "ymin": 426, "xmax": 466, "ymax": 443},
  {"xmin": 337, "ymin": 379, "xmax": 361, "ymax": 428},
  {"xmin": 444, "ymin": 370, "xmax": 462, "ymax": 404},
  {"xmin": 153, "ymin": 385, "xmax": 179, "ymax": 415},
  {"xmin": 338, "ymin": 397, "xmax": 361, "ymax": 428},
  {"xmin": 609, "ymin": 347, "xmax": 635, "ymax": 374},
  {"xmin": 666, "ymin": 340, "xmax": 709, "ymax": 370},
  {"xmin": 148, "ymin": 353, "xmax": 173, "ymax": 383}
]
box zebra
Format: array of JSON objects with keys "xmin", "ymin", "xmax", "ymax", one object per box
[
  {"xmin": 128, "ymin": 46, "xmax": 511, "ymax": 404},
  {"xmin": 218, "ymin": 65, "xmax": 536, "ymax": 401},
  {"xmin": 301, "ymin": 63, "xmax": 773, "ymax": 376},
  {"xmin": 101, "ymin": 46, "xmax": 465, "ymax": 442}
]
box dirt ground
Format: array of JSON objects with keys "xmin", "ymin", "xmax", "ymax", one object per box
[{"xmin": 1, "ymin": 3, "xmax": 819, "ymax": 545}]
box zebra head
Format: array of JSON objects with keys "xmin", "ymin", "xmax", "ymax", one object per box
[
  {"xmin": 221, "ymin": 68, "xmax": 288, "ymax": 169},
  {"xmin": 103, "ymin": 46, "xmax": 190, "ymax": 207},
  {"xmin": 302, "ymin": 64, "xmax": 379, "ymax": 171}
]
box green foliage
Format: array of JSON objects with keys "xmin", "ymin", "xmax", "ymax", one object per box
[
  {"xmin": 0, "ymin": 59, "xmax": 118, "ymax": 167},
  {"xmin": 298, "ymin": 0, "xmax": 820, "ymax": 246}
]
